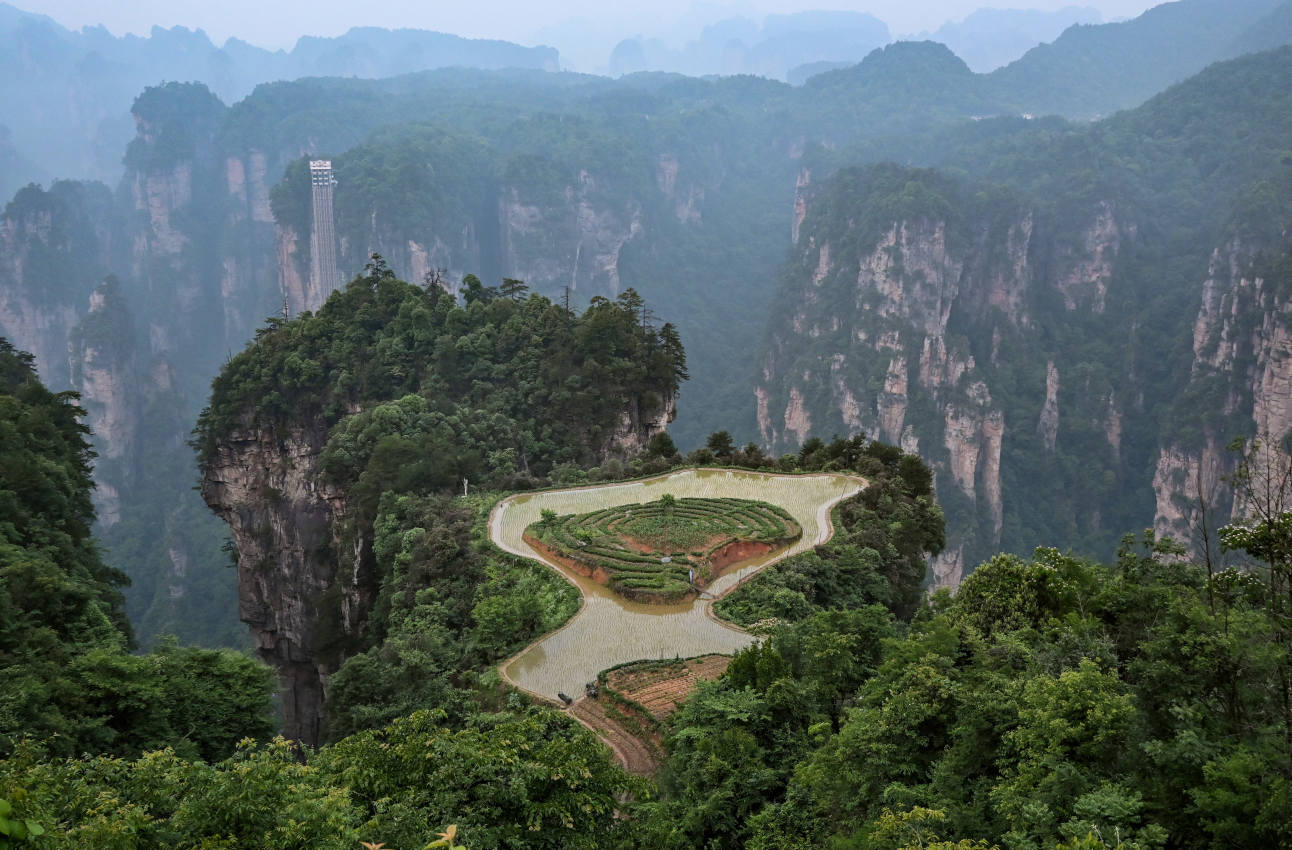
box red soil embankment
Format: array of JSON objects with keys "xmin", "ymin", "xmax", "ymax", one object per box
[
  {"xmin": 523, "ymin": 533, "xmax": 614, "ymax": 585},
  {"xmin": 707, "ymin": 538, "xmax": 778, "ymax": 571},
  {"xmin": 573, "ymin": 654, "xmax": 732, "ymax": 775}
]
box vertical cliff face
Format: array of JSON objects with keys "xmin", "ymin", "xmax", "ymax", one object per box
[
  {"xmin": 201, "ymin": 384, "xmax": 676, "ymax": 745},
  {"xmin": 199, "ymin": 420, "xmax": 363, "ymax": 746},
  {"xmin": 220, "ymin": 150, "xmax": 281, "ymax": 342},
  {"xmin": 608, "ymin": 388, "xmax": 679, "ymax": 456},
  {"xmin": 0, "ymin": 182, "xmax": 116, "ymax": 389},
  {"xmin": 759, "ymin": 181, "xmax": 1012, "ymax": 583},
  {"xmin": 1152, "ymin": 233, "xmax": 1292, "ymax": 544},
  {"xmin": 0, "ymin": 84, "xmax": 275, "ymax": 647},
  {"xmin": 499, "ymin": 173, "xmax": 644, "ymax": 299},
  {"xmin": 68, "ymin": 280, "xmax": 138, "ymax": 525},
  {"xmin": 757, "ymin": 165, "xmax": 1144, "ymax": 584}
]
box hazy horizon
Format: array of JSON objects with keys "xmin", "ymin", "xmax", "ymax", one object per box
[{"xmin": 21, "ymin": 0, "xmax": 1162, "ymax": 52}]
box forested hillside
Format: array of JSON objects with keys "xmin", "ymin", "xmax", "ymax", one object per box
[
  {"xmin": 630, "ymin": 532, "xmax": 1292, "ymax": 848},
  {"xmin": 986, "ymin": 0, "xmax": 1291, "ymax": 117},
  {"xmin": 0, "ymin": 338, "xmax": 274, "ymax": 761},
  {"xmin": 196, "ymin": 271, "xmax": 685, "ymax": 743},
  {"xmin": 758, "ymin": 46, "xmax": 1292, "ymax": 579},
  {"xmin": 3, "ymin": 1, "xmax": 1292, "ymax": 846},
  {"xmin": 5, "ymin": 324, "xmax": 1289, "ymax": 847}
]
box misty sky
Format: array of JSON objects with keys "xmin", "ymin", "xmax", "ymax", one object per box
[{"xmin": 27, "ymin": 0, "xmax": 1163, "ymax": 49}]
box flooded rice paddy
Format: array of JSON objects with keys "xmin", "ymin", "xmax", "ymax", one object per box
[{"xmin": 492, "ymin": 468, "xmax": 864, "ymax": 702}]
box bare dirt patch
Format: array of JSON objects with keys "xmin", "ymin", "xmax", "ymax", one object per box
[
  {"xmin": 570, "ymin": 697, "xmax": 663, "ymax": 776},
  {"xmin": 707, "ymin": 539, "xmax": 777, "ymax": 572}
]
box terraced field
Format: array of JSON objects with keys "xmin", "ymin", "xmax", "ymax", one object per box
[
  {"xmin": 493, "ymin": 468, "xmax": 864, "ymax": 703},
  {"xmin": 605, "ymin": 655, "xmax": 733, "ymax": 720},
  {"xmin": 525, "ymin": 496, "xmax": 802, "ymax": 601}
]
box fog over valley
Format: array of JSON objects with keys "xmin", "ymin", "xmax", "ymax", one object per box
[{"xmin": 28, "ymin": 0, "xmax": 1161, "ymax": 49}]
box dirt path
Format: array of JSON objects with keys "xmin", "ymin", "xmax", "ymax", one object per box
[
  {"xmin": 566, "ymin": 654, "xmax": 734, "ymax": 775},
  {"xmin": 570, "ymin": 697, "xmax": 663, "ymax": 776}
]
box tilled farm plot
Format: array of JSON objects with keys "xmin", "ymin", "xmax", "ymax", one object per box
[
  {"xmin": 493, "ymin": 468, "xmax": 864, "ymax": 703},
  {"xmin": 525, "ymin": 496, "xmax": 801, "ymax": 601},
  {"xmin": 607, "ymin": 655, "xmax": 733, "ymax": 720}
]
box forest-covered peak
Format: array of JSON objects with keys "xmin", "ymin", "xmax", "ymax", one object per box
[
  {"xmin": 988, "ymin": 0, "xmax": 1289, "ymax": 117},
  {"xmin": 806, "ymin": 40, "xmax": 974, "ymax": 91},
  {"xmin": 196, "ymin": 270, "xmax": 686, "ymax": 481},
  {"xmin": 125, "ymin": 81, "xmax": 227, "ymax": 172}
]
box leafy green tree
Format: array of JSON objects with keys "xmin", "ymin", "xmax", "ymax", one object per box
[
  {"xmin": 1, "ymin": 339, "xmax": 274, "ymax": 760},
  {"xmin": 317, "ymin": 709, "xmax": 637, "ymax": 850},
  {"xmin": 646, "ymin": 431, "xmax": 679, "ymax": 459},
  {"xmin": 706, "ymin": 430, "xmax": 736, "ymax": 459}
]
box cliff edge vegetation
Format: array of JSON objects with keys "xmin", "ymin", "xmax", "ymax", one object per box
[
  {"xmin": 0, "ymin": 338, "xmax": 274, "ymax": 761},
  {"xmin": 195, "ymin": 265, "xmax": 687, "ymax": 744}
]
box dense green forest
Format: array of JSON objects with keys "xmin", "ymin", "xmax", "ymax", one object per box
[
  {"xmin": 6, "ymin": 1, "xmax": 1292, "ymax": 652},
  {"xmin": 5, "ymin": 5, "xmax": 1292, "ymax": 846},
  {"xmin": 637, "ymin": 531, "xmax": 1291, "ymax": 849},
  {"xmin": 7, "ymin": 339, "xmax": 1292, "ymax": 846},
  {"xmin": 193, "ymin": 269, "xmax": 689, "ymax": 742},
  {"xmin": 197, "ymin": 261, "xmax": 686, "ymax": 483},
  {"xmin": 2, "ymin": 311, "xmax": 956, "ymax": 845}
]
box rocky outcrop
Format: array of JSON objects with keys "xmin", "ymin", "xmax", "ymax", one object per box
[
  {"xmin": 758, "ymin": 197, "xmax": 1023, "ymax": 583},
  {"xmin": 1152, "ymin": 441, "xmax": 1229, "ymax": 548},
  {"xmin": 763, "ymin": 166, "xmax": 1292, "ymax": 581},
  {"xmin": 278, "ymin": 226, "xmax": 312, "ymax": 313},
  {"xmin": 130, "ymin": 161, "xmax": 192, "ymax": 262},
  {"xmin": 792, "ymin": 167, "xmax": 811, "ymax": 245},
  {"xmin": 1152, "ymin": 237, "xmax": 1291, "ymax": 544},
  {"xmin": 656, "ymin": 155, "xmax": 704, "ymax": 224},
  {"xmin": 70, "ymin": 285, "xmax": 136, "ymax": 459},
  {"xmin": 1037, "ymin": 361, "xmax": 1060, "ymax": 452},
  {"xmin": 0, "ymin": 183, "xmax": 115, "ymax": 389},
  {"xmin": 200, "ymin": 420, "xmax": 366, "ymax": 747},
  {"xmin": 203, "ymin": 376, "xmax": 673, "ymax": 744},
  {"xmin": 756, "ymin": 165, "xmax": 1144, "ymax": 586},
  {"xmin": 68, "ymin": 282, "xmax": 139, "ymax": 523},
  {"xmin": 1054, "ymin": 201, "xmax": 1122, "ymax": 313},
  {"xmin": 608, "ymin": 390, "xmax": 678, "ymax": 455}
]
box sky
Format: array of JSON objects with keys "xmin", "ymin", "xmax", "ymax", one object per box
[{"xmin": 24, "ymin": 0, "xmax": 1164, "ymax": 50}]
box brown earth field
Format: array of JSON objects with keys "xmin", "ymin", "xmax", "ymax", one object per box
[
  {"xmin": 571, "ymin": 654, "xmax": 734, "ymax": 775},
  {"xmin": 607, "ymin": 655, "xmax": 733, "ymax": 720}
]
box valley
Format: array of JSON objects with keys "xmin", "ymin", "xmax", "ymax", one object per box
[{"xmin": 4, "ymin": 0, "xmax": 1292, "ymax": 845}]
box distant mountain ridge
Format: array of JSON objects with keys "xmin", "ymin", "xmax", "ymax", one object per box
[
  {"xmin": 0, "ymin": 2, "xmax": 558, "ymax": 196},
  {"xmin": 988, "ymin": 0, "xmax": 1292, "ymax": 117},
  {"xmin": 913, "ymin": 6, "xmax": 1103, "ymax": 73},
  {"xmin": 800, "ymin": 0, "xmax": 1292, "ymax": 119},
  {"xmin": 608, "ymin": 10, "xmax": 891, "ymax": 80}
]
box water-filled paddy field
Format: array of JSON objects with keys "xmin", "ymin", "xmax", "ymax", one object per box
[{"xmin": 492, "ymin": 468, "xmax": 864, "ymax": 702}]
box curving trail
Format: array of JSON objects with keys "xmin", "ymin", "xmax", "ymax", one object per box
[
  {"xmin": 569, "ymin": 697, "xmax": 662, "ymax": 776},
  {"xmin": 491, "ymin": 468, "xmax": 865, "ymax": 704}
]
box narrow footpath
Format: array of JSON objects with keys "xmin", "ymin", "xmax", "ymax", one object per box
[
  {"xmin": 491, "ymin": 469, "xmax": 866, "ymax": 774},
  {"xmin": 570, "ymin": 697, "xmax": 662, "ymax": 776}
]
